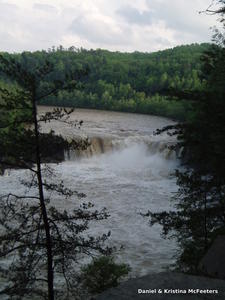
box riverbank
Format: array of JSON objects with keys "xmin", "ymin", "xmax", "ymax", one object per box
[{"xmin": 39, "ymin": 97, "xmax": 193, "ymax": 122}]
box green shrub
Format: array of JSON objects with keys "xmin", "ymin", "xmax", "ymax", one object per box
[{"xmin": 81, "ymin": 256, "xmax": 131, "ymax": 294}]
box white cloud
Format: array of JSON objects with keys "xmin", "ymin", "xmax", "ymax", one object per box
[
  {"xmin": 145, "ymin": 0, "xmax": 215, "ymax": 41},
  {"xmin": 69, "ymin": 13, "xmax": 133, "ymax": 46},
  {"xmin": 33, "ymin": 3, "xmax": 58, "ymax": 13},
  {"xmin": 116, "ymin": 5, "xmax": 153, "ymax": 25},
  {"xmin": 0, "ymin": 0, "xmax": 218, "ymax": 53}
]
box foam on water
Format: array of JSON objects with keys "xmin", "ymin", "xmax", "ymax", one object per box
[
  {"xmin": 0, "ymin": 109, "xmax": 179, "ymax": 278},
  {"xmin": 52, "ymin": 142, "xmax": 178, "ymax": 276}
]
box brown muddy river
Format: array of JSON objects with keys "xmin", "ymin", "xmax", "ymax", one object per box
[{"xmin": 1, "ymin": 107, "xmax": 179, "ymax": 277}]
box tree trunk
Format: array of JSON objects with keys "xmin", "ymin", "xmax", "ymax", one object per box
[
  {"xmin": 32, "ymin": 83, "xmax": 54, "ymax": 300},
  {"xmin": 204, "ymin": 191, "xmax": 208, "ymax": 251}
]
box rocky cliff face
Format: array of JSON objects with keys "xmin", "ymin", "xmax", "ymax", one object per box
[{"xmin": 198, "ymin": 235, "xmax": 225, "ymax": 280}]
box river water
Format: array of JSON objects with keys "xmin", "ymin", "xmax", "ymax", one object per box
[{"xmin": 0, "ymin": 107, "xmax": 179, "ymax": 277}]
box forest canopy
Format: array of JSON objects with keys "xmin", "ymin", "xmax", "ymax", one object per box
[{"xmin": 0, "ymin": 43, "xmax": 210, "ymax": 120}]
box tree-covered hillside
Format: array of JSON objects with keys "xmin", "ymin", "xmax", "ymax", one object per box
[{"xmin": 0, "ymin": 43, "xmax": 210, "ymax": 120}]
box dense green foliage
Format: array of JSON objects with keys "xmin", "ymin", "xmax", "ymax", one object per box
[
  {"xmin": 0, "ymin": 43, "xmax": 210, "ymax": 120},
  {"xmin": 146, "ymin": 1, "xmax": 225, "ymax": 273},
  {"xmin": 81, "ymin": 256, "xmax": 130, "ymax": 294}
]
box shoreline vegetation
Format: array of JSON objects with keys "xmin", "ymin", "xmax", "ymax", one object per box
[{"xmin": 0, "ymin": 43, "xmax": 210, "ymax": 121}]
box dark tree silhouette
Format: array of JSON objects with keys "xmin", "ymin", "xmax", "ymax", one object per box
[
  {"xmin": 0, "ymin": 54, "xmax": 112, "ymax": 299},
  {"xmin": 143, "ymin": 0, "xmax": 225, "ymax": 273}
]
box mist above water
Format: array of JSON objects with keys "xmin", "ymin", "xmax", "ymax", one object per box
[
  {"xmin": 1, "ymin": 108, "xmax": 179, "ymax": 277},
  {"xmin": 53, "ymin": 138, "xmax": 178, "ymax": 276}
]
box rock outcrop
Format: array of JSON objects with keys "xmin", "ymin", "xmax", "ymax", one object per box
[
  {"xmin": 198, "ymin": 235, "xmax": 225, "ymax": 280},
  {"xmin": 94, "ymin": 272, "xmax": 225, "ymax": 300}
]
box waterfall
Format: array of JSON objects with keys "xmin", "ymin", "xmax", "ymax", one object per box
[{"xmin": 64, "ymin": 135, "xmax": 178, "ymax": 161}]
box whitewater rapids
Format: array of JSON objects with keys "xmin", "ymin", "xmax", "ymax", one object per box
[{"xmin": 0, "ymin": 108, "xmax": 179, "ymax": 277}]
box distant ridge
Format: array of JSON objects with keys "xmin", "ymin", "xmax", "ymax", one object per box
[{"xmin": 0, "ymin": 43, "xmax": 211, "ymax": 120}]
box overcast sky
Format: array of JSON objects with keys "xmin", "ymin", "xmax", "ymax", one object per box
[{"xmin": 0, "ymin": 0, "xmax": 218, "ymax": 53}]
